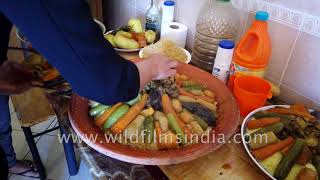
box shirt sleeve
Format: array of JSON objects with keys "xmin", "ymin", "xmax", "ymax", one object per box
[{"xmin": 0, "ymin": 0, "xmax": 140, "ymax": 105}]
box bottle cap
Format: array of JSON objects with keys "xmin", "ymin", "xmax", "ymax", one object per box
[
  {"xmin": 219, "ymin": 40, "xmax": 235, "ymax": 49},
  {"xmin": 255, "ymin": 11, "xmax": 269, "ymax": 21},
  {"xmin": 164, "ymin": 1, "xmax": 175, "ymax": 6}
]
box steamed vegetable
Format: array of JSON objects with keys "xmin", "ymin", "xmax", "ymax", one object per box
[
  {"xmin": 172, "ymin": 99, "xmax": 182, "ymax": 113},
  {"xmin": 194, "ymin": 116, "xmax": 209, "ymax": 130},
  {"xmin": 158, "ymin": 116, "xmax": 169, "ymax": 132},
  {"xmin": 267, "ymin": 107, "xmax": 315, "ymax": 121},
  {"xmin": 190, "ymin": 121, "xmax": 204, "ymax": 135},
  {"xmin": 104, "ymin": 34, "xmax": 117, "ymax": 47},
  {"xmin": 89, "ymin": 104, "xmax": 110, "ymax": 117},
  {"xmin": 179, "ymin": 85, "xmax": 215, "ymax": 104},
  {"xmin": 145, "ymin": 30, "xmax": 156, "ymax": 44},
  {"xmin": 162, "ymin": 94, "xmax": 191, "ymax": 137},
  {"xmin": 123, "ymin": 115, "xmax": 145, "ymax": 140},
  {"xmin": 128, "ymin": 18, "xmax": 143, "ymax": 33},
  {"xmin": 252, "ymin": 136, "xmax": 294, "ymax": 160},
  {"xmin": 249, "ymin": 122, "xmax": 284, "ymax": 138},
  {"xmin": 103, "ymin": 104, "xmax": 130, "ymax": 130},
  {"xmin": 126, "ymin": 94, "xmax": 141, "ymax": 106},
  {"xmin": 159, "ymin": 130, "xmax": 178, "ymax": 149},
  {"xmin": 247, "ymin": 117, "xmax": 281, "ymax": 130},
  {"xmin": 181, "ymin": 102, "xmax": 216, "ymax": 126},
  {"xmin": 114, "ymin": 31, "xmax": 139, "ymax": 49},
  {"xmin": 141, "ymin": 107, "xmax": 155, "ymax": 117},
  {"xmin": 260, "ymin": 152, "xmax": 283, "ymax": 176},
  {"xmin": 249, "ymin": 132, "xmax": 279, "ymax": 150},
  {"xmin": 296, "ymin": 146, "xmax": 312, "ymax": 165},
  {"xmin": 284, "ymin": 164, "xmax": 304, "ymax": 180},
  {"xmin": 189, "ymin": 90, "xmax": 204, "ymax": 96},
  {"xmin": 95, "ymin": 103, "xmax": 122, "ymax": 128},
  {"xmin": 297, "ymin": 168, "xmax": 317, "ymax": 180},
  {"xmin": 274, "ymin": 138, "xmax": 305, "ymax": 180},
  {"xmin": 179, "ymin": 110, "xmax": 194, "ymax": 124},
  {"xmin": 111, "ymin": 94, "xmax": 148, "ymax": 134},
  {"xmin": 143, "ymin": 116, "xmax": 155, "ymax": 143},
  {"xmin": 154, "ymin": 111, "xmax": 166, "ymax": 121},
  {"xmin": 167, "ymin": 113, "xmax": 186, "ymax": 144},
  {"xmin": 182, "ymin": 80, "xmax": 199, "ymax": 87},
  {"xmin": 204, "ymin": 90, "xmax": 214, "ymax": 98}
]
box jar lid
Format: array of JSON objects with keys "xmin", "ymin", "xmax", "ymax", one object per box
[
  {"xmin": 219, "ymin": 40, "xmax": 234, "ymax": 49},
  {"xmin": 164, "ymin": 1, "xmax": 175, "ymax": 6},
  {"xmin": 255, "ymin": 11, "xmax": 269, "ymax": 21}
]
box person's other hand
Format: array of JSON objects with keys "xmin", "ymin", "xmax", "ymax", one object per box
[
  {"xmin": 0, "ymin": 61, "xmax": 34, "ymax": 95},
  {"xmin": 135, "ymin": 54, "xmax": 178, "ymax": 89}
]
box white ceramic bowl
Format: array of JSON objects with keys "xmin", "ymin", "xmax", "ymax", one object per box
[{"xmin": 94, "ymin": 19, "xmax": 106, "ymax": 34}]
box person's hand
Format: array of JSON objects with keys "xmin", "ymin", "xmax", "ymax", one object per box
[
  {"xmin": 135, "ymin": 54, "xmax": 178, "ymax": 89},
  {"xmin": 0, "ymin": 61, "xmax": 34, "ymax": 95}
]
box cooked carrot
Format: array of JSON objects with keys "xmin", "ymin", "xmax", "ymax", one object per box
[
  {"xmin": 281, "ymin": 143, "xmax": 293, "ymax": 155},
  {"xmin": 177, "ymin": 86, "xmax": 195, "ymax": 98},
  {"xmin": 94, "ymin": 102, "xmax": 122, "ymax": 128},
  {"xmin": 252, "ymin": 137, "xmax": 295, "ymax": 160},
  {"xmin": 267, "ymin": 107, "xmax": 315, "ymax": 121},
  {"xmin": 110, "ymin": 94, "xmax": 148, "ymax": 134},
  {"xmin": 175, "ymin": 79, "xmax": 182, "ymax": 87},
  {"xmin": 161, "ymin": 94, "xmax": 192, "ymax": 138},
  {"xmin": 155, "ymin": 121, "xmax": 163, "ymax": 148},
  {"xmin": 247, "ymin": 118, "xmax": 281, "ymax": 129},
  {"xmin": 291, "ymin": 104, "xmax": 309, "ymax": 113},
  {"xmin": 296, "ymin": 146, "xmax": 312, "ymax": 165}
]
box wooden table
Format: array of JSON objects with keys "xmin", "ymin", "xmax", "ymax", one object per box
[{"xmin": 118, "ymin": 51, "xmax": 268, "ymax": 180}]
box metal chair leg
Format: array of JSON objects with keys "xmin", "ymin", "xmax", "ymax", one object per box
[
  {"xmin": 22, "ymin": 127, "xmax": 46, "ymax": 180},
  {"xmin": 58, "ymin": 122, "xmax": 78, "ymax": 176}
]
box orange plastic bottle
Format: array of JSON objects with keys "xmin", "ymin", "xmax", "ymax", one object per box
[{"xmin": 228, "ymin": 11, "xmax": 271, "ymax": 90}]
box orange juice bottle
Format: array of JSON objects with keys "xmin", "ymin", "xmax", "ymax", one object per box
[{"xmin": 228, "ymin": 11, "xmax": 271, "ymax": 90}]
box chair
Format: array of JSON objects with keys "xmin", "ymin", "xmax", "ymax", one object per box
[{"xmin": 11, "ymin": 88, "xmax": 78, "ymax": 180}]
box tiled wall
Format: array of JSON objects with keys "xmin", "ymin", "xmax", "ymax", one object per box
[{"xmin": 104, "ymin": 0, "xmax": 320, "ymax": 110}]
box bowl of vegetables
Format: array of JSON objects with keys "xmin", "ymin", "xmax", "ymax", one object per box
[
  {"xmin": 69, "ymin": 62, "xmax": 240, "ymax": 165},
  {"xmin": 104, "ymin": 18, "xmax": 157, "ymax": 52},
  {"xmin": 241, "ymin": 104, "xmax": 320, "ymax": 180}
]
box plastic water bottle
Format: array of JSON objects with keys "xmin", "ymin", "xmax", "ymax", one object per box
[
  {"xmin": 191, "ymin": 0, "xmax": 239, "ymax": 72},
  {"xmin": 212, "ymin": 40, "xmax": 235, "ymax": 83},
  {"xmin": 145, "ymin": 0, "xmax": 162, "ymax": 38}
]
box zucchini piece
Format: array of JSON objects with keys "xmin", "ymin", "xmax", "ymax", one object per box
[
  {"xmin": 89, "ymin": 105, "xmax": 110, "ymax": 117},
  {"xmin": 274, "ymin": 138, "xmax": 305, "ymax": 180},
  {"xmin": 89, "ymin": 100, "xmax": 100, "ymax": 108},
  {"xmin": 143, "ymin": 116, "xmax": 155, "ymax": 143},
  {"xmin": 182, "ymin": 81, "xmax": 199, "ymax": 87},
  {"xmin": 126, "ymin": 94, "xmax": 141, "ymax": 106},
  {"xmin": 194, "ymin": 115, "xmax": 209, "ymax": 130},
  {"xmin": 250, "ymin": 122, "xmax": 284, "ymax": 138},
  {"xmin": 102, "ymin": 104, "xmax": 129, "ymax": 130},
  {"xmin": 167, "ymin": 113, "xmax": 186, "ymax": 144},
  {"xmin": 183, "ymin": 85, "xmax": 205, "ymax": 91},
  {"xmin": 254, "ymin": 111, "xmax": 293, "ymax": 120},
  {"xmin": 249, "ymin": 132, "xmax": 279, "ymax": 150}
]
